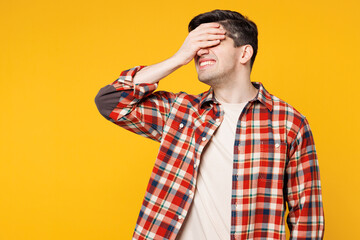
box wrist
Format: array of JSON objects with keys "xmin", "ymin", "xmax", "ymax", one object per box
[{"xmin": 169, "ymin": 53, "xmax": 189, "ymax": 68}]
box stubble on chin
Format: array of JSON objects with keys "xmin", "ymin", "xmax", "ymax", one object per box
[
  {"xmin": 197, "ymin": 69, "xmax": 224, "ymax": 87},
  {"xmin": 198, "ymin": 75, "xmax": 222, "ymax": 88}
]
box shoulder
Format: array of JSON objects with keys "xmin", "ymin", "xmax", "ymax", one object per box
[
  {"xmin": 271, "ymin": 94, "xmax": 305, "ymax": 120},
  {"xmin": 269, "ymin": 92, "xmax": 310, "ymax": 142}
]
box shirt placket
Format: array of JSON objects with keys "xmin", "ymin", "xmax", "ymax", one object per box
[
  {"xmin": 192, "ymin": 103, "xmax": 224, "ymax": 185},
  {"xmin": 171, "ymin": 103, "xmax": 224, "ymax": 240},
  {"xmin": 231, "ymin": 100, "xmax": 255, "ymax": 240}
]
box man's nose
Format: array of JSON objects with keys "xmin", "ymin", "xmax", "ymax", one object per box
[{"xmin": 197, "ymin": 48, "xmax": 209, "ymax": 57}]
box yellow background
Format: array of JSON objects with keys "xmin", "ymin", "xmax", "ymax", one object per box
[{"xmin": 1, "ymin": 0, "xmax": 359, "ymax": 239}]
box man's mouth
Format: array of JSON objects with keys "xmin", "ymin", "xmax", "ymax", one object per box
[{"xmin": 198, "ymin": 59, "xmax": 216, "ymax": 69}]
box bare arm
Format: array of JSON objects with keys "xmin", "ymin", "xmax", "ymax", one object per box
[
  {"xmin": 132, "ymin": 56, "xmax": 182, "ymax": 84},
  {"xmin": 133, "ymin": 22, "xmax": 226, "ymax": 84}
]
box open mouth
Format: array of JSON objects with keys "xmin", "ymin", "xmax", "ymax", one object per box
[{"xmin": 199, "ymin": 60, "xmax": 216, "ymax": 70}]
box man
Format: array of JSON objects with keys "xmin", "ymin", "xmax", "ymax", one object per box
[{"xmin": 95, "ymin": 9, "xmax": 325, "ymax": 240}]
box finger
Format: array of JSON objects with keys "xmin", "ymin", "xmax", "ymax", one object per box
[
  {"xmin": 195, "ymin": 22, "xmax": 221, "ymax": 30},
  {"xmin": 193, "ymin": 23, "xmax": 224, "ymax": 33},
  {"xmin": 198, "ymin": 39, "xmax": 221, "ymax": 48},
  {"xmin": 191, "ymin": 28, "xmax": 226, "ymax": 41},
  {"xmin": 198, "ymin": 33, "xmax": 226, "ymax": 41},
  {"xmin": 194, "ymin": 26, "xmax": 226, "ymax": 36},
  {"xmin": 192, "ymin": 33, "xmax": 225, "ymax": 44}
]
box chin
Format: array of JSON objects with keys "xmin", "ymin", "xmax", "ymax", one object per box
[{"xmin": 198, "ymin": 75, "xmax": 220, "ymax": 87}]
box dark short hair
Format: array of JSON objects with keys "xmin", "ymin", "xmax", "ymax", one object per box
[{"xmin": 188, "ymin": 9, "xmax": 258, "ymax": 71}]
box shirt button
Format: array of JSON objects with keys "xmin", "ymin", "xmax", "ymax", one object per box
[
  {"xmin": 178, "ymin": 215, "xmax": 183, "ymax": 220},
  {"xmin": 236, "ymin": 204, "xmax": 240, "ymax": 210},
  {"xmin": 189, "ymin": 190, "xmax": 194, "ymax": 197},
  {"xmin": 202, "ymin": 137, "xmax": 206, "ymax": 141},
  {"xmin": 179, "ymin": 123, "xmax": 184, "ymax": 128},
  {"xmin": 194, "ymin": 163, "xmax": 198, "ymax": 169},
  {"xmin": 216, "ymin": 118, "xmax": 220, "ymax": 122},
  {"xmin": 275, "ymin": 143, "xmax": 280, "ymax": 148}
]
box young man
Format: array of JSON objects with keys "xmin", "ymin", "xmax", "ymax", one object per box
[{"xmin": 95, "ymin": 9, "xmax": 325, "ymax": 240}]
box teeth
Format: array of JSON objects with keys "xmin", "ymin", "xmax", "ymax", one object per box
[{"xmin": 200, "ymin": 61, "xmax": 215, "ymax": 67}]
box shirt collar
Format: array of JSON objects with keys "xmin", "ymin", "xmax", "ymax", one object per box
[{"xmin": 199, "ymin": 81, "xmax": 273, "ymax": 112}]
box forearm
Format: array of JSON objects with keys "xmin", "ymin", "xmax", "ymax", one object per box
[{"xmin": 133, "ymin": 55, "xmax": 184, "ymax": 84}]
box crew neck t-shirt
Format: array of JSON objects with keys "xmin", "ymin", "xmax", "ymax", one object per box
[{"xmin": 176, "ymin": 96, "xmax": 248, "ymax": 240}]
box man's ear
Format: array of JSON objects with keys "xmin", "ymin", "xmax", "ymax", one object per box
[{"xmin": 239, "ymin": 44, "xmax": 253, "ymax": 65}]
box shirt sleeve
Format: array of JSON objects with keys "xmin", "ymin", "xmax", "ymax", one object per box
[
  {"xmin": 94, "ymin": 65, "xmax": 177, "ymax": 142},
  {"xmin": 285, "ymin": 117, "xmax": 325, "ymax": 239}
]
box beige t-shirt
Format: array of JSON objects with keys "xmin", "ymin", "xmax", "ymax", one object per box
[{"xmin": 176, "ymin": 97, "xmax": 248, "ymax": 240}]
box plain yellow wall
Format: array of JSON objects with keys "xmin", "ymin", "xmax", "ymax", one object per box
[{"xmin": 1, "ymin": 0, "xmax": 359, "ymax": 239}]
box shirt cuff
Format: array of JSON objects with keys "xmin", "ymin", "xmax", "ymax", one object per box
[
  {"xmin": 113, "ymin": 65, "xmax": 158, "ymax": 90},
  {"xmin": 110, "ymin": 65, "xmax": 159, "ymax": 105}
]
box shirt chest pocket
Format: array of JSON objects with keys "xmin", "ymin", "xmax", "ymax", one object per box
[
  {"xmin": 167, "ymin": 119, "xmax": 195, "ymax": 136},
  {"xmin": 163, "ymin": 119, "xmax": 195, "ymax": 158},
  {"xmin": 258, "ymin": 140, "xmax": 288, "ymax": 183}
]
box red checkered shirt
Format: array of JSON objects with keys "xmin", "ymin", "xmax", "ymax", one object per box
[{"xmin": 94, "ymin": 65, "xmax": 325, "ymax": 240}]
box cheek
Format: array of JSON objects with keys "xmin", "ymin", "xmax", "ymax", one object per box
[{"xmin": 222, "ymin": 57, "xmax": 237, "ymax": 69}]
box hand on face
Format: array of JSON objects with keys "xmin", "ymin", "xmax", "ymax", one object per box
[{"xmin": 173, "ymin": 22, "xmax": 226, "ymax": 66}]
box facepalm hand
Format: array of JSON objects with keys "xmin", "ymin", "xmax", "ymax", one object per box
[{"xmin": 173, "ymin": 22, "xmax": 226, "ymax": 66}]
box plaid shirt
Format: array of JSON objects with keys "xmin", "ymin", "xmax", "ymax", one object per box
[{"xmin": 94, "ymin": 65, "xmax": 325, "ymax": 240}]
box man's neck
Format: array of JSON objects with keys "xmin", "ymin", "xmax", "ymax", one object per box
[{"xmin": 212, "ymin": 75, "xmax": 259, "ymax": 104}]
